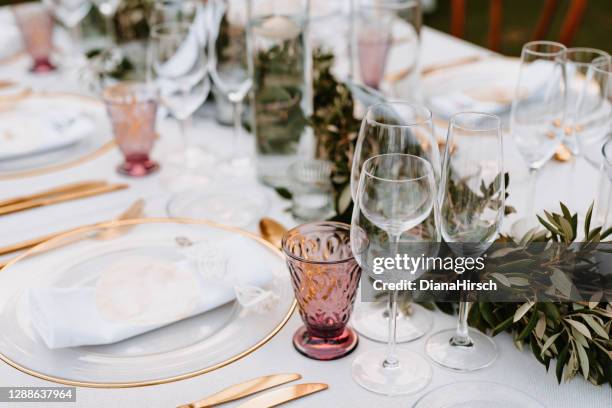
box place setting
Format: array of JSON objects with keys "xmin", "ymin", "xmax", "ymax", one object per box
[{"xmin": 0, "ymin": 1, "xmax": 610, "ymax": 408}]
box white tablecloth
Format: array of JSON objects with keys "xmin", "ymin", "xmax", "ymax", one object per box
[{"xmin": 0, "ymin": 22, "xmax": 610, "ymax": 407}]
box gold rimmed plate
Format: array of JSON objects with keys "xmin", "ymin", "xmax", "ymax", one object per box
[
  {"xmin": 0, "ymin": 218, "xmax": 296, "ymax": 388},
  {"xmin": 0, "ymin": 91, "xmax": 115, "ymax": 180}
]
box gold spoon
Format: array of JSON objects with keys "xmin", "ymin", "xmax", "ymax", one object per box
[{"xmin": 259, "ymin": 217, "xmax": 288, "ymax": 250}]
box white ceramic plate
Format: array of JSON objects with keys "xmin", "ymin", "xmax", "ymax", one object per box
[
  {"xmin": 0, "ymin": 92, "xmax": 114, "ymax": 178},
  {"xmin": 413, "ymin": 381, "xmax": 545, "ymax": 408},
  {"xmin": 0, "ymin": 219, "xmax": 295, "ymax": 387}
]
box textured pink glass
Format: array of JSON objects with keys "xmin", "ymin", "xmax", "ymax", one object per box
[
  {"xmin": 282, "ymin": 222, "xmax": 361, "ymax": 360},
  {"xmin": 103, "ymin": 82, "xmax": 160, "ymax": 177},
  {"xmin": 13, "ymin": 4, "xmax": 56, "ymax": 73},
  {"xmin": 357, "ymin": 29, "xmax": 391, "ymax": 89}
]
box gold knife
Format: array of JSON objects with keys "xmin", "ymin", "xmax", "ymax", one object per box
[
  {"xmin": 0, "ymin": 180, "xmax": 108, "ymax": 208},
  {"xmin": 0, "ymin": 183, "xmax": 128, "ymax": 216},
  {"xmin": 235, "ymin": 383, "xmax": 328, "ymax": 408},
  {"xmin": 177, "ymin": 373, "xmax": 302, "ymax": 408}
]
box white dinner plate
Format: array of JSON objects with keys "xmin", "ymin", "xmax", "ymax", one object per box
[
  {"xmin": 423, "ymin": 57, "xmax": 521, "ymax": 119},
  {"xmin": 0, "ymin": 218, "xmax": 295, "ymax": 387},
  {"xmin": 413, "ymin": 381, "xmax": 545, "ymax": 408},
  {"xmin": 0, "ymin": 92, "xmax": 114, "ymax": 179}
]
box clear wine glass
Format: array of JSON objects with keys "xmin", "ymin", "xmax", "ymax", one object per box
[
  {"xmin": 510, "ymin": 41, "xmax": 566, "ymax": 230},
  {"xmin": 563, "ymin": 48, "xmax": 609, "ymax": 155},
  {"xmin": 150, "ymin": 21, "xmax": 211, "ymax": 170},
  {"xmin": 575, "ymin": 55, "xmax": 612, "ymax": 169},
  {"xmin": 209, "ymin": 0, "xmax": 254, "ymax": 169},
  {"xmin": 351, "ymin": 152, "xmax": 438, "ymax": 395},
  {"xmin": 425, "ymin": 112, "xmax": 505, "ymax": 372},
  {"xmin": 149, "ymin": 0, "xmax": 199, "ymax": 26},
  {"xmin": 43, "ymin": 0, "xmax": 91, "ymax": 61},
  {"xmin": 350, "ymin": 102, "xmax": 440, "ymax": 343}
]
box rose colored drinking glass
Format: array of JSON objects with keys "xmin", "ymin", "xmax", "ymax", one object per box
[
  {"xmin": 282, "ymin": 222, "xmax": 361, "ymax": 360},
  {"xmin": 13, "ymin": 3, "xmax": 56, "ymax": 73},
  {"xmin": 103, "ymin": 82, "xmax": 160, "ymax": 177}
]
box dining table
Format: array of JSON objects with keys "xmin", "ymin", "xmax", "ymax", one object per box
[{"xmin": 0, "ymin": 8, "xmax": 610, "ymax": 406}]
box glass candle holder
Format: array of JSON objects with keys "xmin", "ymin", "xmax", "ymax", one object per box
[
  {"xmin": 102, "ymin": 82, "xmax": 160, "ymax": 177},
  {"xmin": 288, "ymin": 159, "xmax": 335, "ymax": 221},
  {"xmin": 13, "ymin": 3, "xmax": 56, "ymax": 73},
  {"xmin": 248, "ymin": 0, "xmax": 313, "ymax": 187},
  {"xmin": 282, "ymin": 222, "xmax": 361, "ymax": 360}
]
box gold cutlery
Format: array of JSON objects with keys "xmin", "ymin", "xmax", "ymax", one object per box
[
  {"xmin": 0, "ymin": 183, "xmax": 129, "ymax": 216},
  {"xmin": 259, "ymin": 218, "xmax": 288, "ymax": 250},
  {"xmin": 421, "ymin": 55, "xmax": 486, "ymax": 76},
  {"xmin": 235, "ymin": 383, "xmax": 328, "ymax": 408},
  {"xmin": 177, "ymin": 373, "xmax": 302, "ymax": 408},
  {"xmin": 0, "ymin": 180, "xmax": 108, "ymax": 208},
  {"xmin": 0, "ymin": 199, "xmax": 144, "ymax": 267}
]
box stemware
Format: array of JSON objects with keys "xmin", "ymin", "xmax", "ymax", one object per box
[
  {"xmin": 13, "ymin": 2, "xmax": 57, "ymax": 73},
  {"xmin": 354, "ymin": 0, "xmax": 421, "ymax": 99},
  {"xmin": 149, "ymin": 22, "xmax": 211, "ymax": 170},
  {"xmin": 510, "ymin": 41, "xmax": 566, "ymax": 228},
  {"xmin": 209, "ymin": 0, "xmax": 254, "ymax": 168},
  {"xmin": 350, "ymin": 102, "xmax": 440, "ymax": 344},
  {"xmin": 351, "ymin": 153, "xmax": 438, "ymax": 395},
  {"xmin": 563, "ymin": 48, "xmax": 609, "ymax": 155},
  {"xmin": 282, "ymin": 222, "xmax": 361, "ymax": 360},
  {"xmin": 425, "ymin": 112, "xmax": 505, "ymax": 372},
  {"xmin": 596, "ymin": 137, "xmax": 612, "ymax": 227},
  {"xmin": 43, "ymin": 0, "xmax": 91, "ymax": 61},
  {"xmin": 575, "ymin": 55, "xmax": 612, "ymax": 169},
  {"xmin": 102, "ymin": 82, "xmax": 159, "ymax": 176}
]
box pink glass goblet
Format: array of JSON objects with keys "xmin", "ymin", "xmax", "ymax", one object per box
[
  {"xmin": 357, "ymin": 29, "xmax": 391, "ymax": 90},
  {"xmin": 103, "ymin": 82, "xmax": 160, "ymax": 177},
  {"xmin": 282, "ymin": 222, "xmax": 361, "ymax": 360},
  {"xmin": 13, "ymin": 3, "xmax": 56, "ymax": 73}
]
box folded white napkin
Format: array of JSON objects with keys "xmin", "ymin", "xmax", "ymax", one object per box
[
  {"xmin": 428, "ymin": 60, "xmax": 553, "ymax": 119},
  {"xmin": 28, "ymin": 240, "xmax": 274, "ymax": 349},
  {"xmin": 0, "ymin": 109, "xmax": 94, "ymax": 161}
]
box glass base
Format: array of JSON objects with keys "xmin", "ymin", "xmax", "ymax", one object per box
[
  {"xmin": 31, "ymin": 57, "xmax": 56, "ymax": 73},
  {"xmin": 117, "ymin": 157, "xmax": 159, "ymax": 177},
  {"xmin": 425, "ymin": 328, "xmax": 498, "ymax": 372},
  {"xmin": 167, "ymin": 147, "xmax": 215, "ymax": 170},
  {"xmin": 352, "ymin": 348, "xmax": 432, "ymax": 395},
  {"xmin": 352, "ymin": 301, "xmax": 432, "ymax": 343},
  {"xmin": 293, "ymin": 326, "xmax": 358, "ymax": 361}
]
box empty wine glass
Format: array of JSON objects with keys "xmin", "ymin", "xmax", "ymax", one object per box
[
  {"xmin": 575, "ymin": 55, "xmax": 612, "ymax": 169},
  {"xmin": 510, "ymin": 41, "xmax": 566, "ymax": 229},
  {"xmin": 350, "ymin": 102, "xmax": 440, "ymax": 344},
  {"xmin": 563, "ymin": 48, "xmax": 609, "ymax": 155},
  {"xmin": 425, "ymin": 112, "xmax": 505, "ymax": 372},
  {"xmin": 351, "ymin": 153, "xmax": 438, "ymax": 395},
  {"xmin": 43, "ymin": 0, "xmax": 91, "ymax": 62},
  {"xmin": 150, "ymin": 22, "xmax": 211, "ymax": 169},
  {"xmin": 209, "ymin": 0, "xmax": 254, "ymax": 168}
]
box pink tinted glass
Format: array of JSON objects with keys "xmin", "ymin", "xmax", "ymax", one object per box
[
  {"xmin": 13, "ymin": 3, "xmax": 56, "ymax": 73},
  {"xmin": 282, "ymin": 222, "xmax": 361, "ymax": 360}
]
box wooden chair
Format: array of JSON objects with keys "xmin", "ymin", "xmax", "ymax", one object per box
[{"xmin": 450, "ymin": 0, "xmax": 589, "ymax": 52}]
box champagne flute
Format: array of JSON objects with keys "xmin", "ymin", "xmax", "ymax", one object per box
[
  {"xmin": 575, "ymin": 55, "xmax": 612, "ymax": 169},
  {"xmin": 425, "ymin": 112, "xmax": 505, "ymax": 372},
  {"xmin": 351, "ymin": 153, "xmax": 438, "ymax": 395},
  {"xmin": 43, "ymin": 0, "xmax": 91, "ymax": 62},
  {"xmin": 350, "ymin": 102, "xmax": 440, "ymax": 343},
  {"xmin": 510, "ymin": 41, "xmax": 566, "ymax": 230},
  {"xmin": 150, "ymin": 22, "xmax": 211, "ymax": 169},
  {"xmin": 209, "ymin": 0, "xmax": 254, "ymax": 168}
]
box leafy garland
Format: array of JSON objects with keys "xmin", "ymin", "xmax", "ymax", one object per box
[{"xmin": 308, "ymin": 51, "xmax": 612, "ymax": 387}]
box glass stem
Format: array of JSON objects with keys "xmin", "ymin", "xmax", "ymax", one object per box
[
  {"xmin": 232, "ymin": 99, "xmax": 243, "ymax": 146},
  {"xmin": 104, "ymin": 15, "xmax": 115, "ymax": 46},
  {"xmin": 451, "ymin": 301, "xmax": 473, "ymax": 347},
  {"xmin": 68, "ymin": 24, "xmax": 82, "ymax": 59},
  {"xmin": 178, "ymin": 117, "xmax": 189, "ymax": 149},
  {"xmin": 383, "ymin": 233, "xmax": 401, "ymax": 369},
  {"xmin": 526, "ymin": 168, "xmax": 538, "ymax": 217}
]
